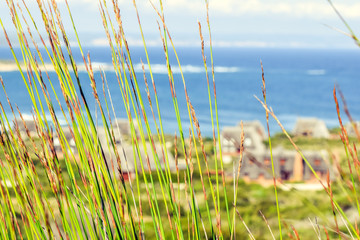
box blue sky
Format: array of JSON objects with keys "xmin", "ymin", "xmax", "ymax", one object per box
[{"xmin": 1, "ymin": 0, "xmax": 360, "ymax": 48}]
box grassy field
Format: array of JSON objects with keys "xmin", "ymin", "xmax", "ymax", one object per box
[
  {"xmin": 0, "ymin": 132, "xmax": 357, "ymax": 239},
  {"xmin": 0, "ymin": 0, "xmax": 360, "ymax": 239}
]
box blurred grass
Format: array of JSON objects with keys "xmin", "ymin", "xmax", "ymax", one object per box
[
  {"xmin": 0, "ymin": 0, "xmax": 359, "ymax": 239},
  {"xmin": 0, "ymin": 134, "xmax": 356, "ymax": 239}
]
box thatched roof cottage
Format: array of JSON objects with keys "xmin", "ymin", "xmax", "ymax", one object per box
[
  {"xmin": 13, "ymin": 118, "xmax": 38, "ymax": 139},
  {"xmin": 345, "ymin": 121, "xmax": 360, "ymax": 138},
  {"xmin": 53, "ymin": 126, "xmax": 77, "ymax": 155},
  {"xmin": 221, "ymin": 121, "xmax": 266, "ymax": 156},
  {"xmin": 112, "ymin": 118, "xmax": 140, "ymax": 139},
  {"xmin": 292, "ymin": 117, "xmax": 330, "ymax": 138},
  {"xmin": 238, "ymin": 120, "xmax": 266, "ymax": 140},
  {"xmin": 103, "ymin": 142, "xmax": 180, "ymax": 180},
  {"xmin": 222, "ymin": 120, "xmax": 332, "ymax": 183},
  {"xmin": 236, "ymin": 147, "xmax": 331, "ymax": 183}
]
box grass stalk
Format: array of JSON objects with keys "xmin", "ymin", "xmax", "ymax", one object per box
[{"xmin": 260, "ymin": 61, "xmax": 282, "ymax": 239}]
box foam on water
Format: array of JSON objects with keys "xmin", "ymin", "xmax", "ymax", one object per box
[
  {"xmin": 306, "ymin": 69, "xmax": 326, "ymax": 76},
  {"xmin": 0, "ymin": 62, "xmax": 244, "ymax": 74}
]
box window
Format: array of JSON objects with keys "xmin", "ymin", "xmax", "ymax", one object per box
[
  {"xmin": 280, "ymin": 170, "xmax": 291, "ymax": 180},
  {"xmin": 314, "ymin": 159, "xmax": 321, "ymax": 167},
  {"xmin": 302, "ymin": 130, "xmax": 312, "ymax": 137}
]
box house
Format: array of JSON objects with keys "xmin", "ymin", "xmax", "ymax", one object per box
[
  {"xmin": 238, "ymin": 153, "xmax": 272, "ymax": 180},
  {"xmin": 238, "ymin": 120, "xmax": 266, "ymax": 140},
  {"xmin": 52, "ymin": 125, "xmax": 77, "ymax": 155},
  {"xmin": 222, "ymin": 120, "xmax": 332, "ymax": 183},
  {"xmin": 102, "ymin": 144, "xmax": 136, "ymax": 180},
  {"xmin": 301, "ymin": 150, "xmax": 330, "ymax": 181},
  {"xmin": 103, "ymin": 142, "xmax": 180, "ymax": 180},
  {"xmin": 13, "ymin": 118, "xmax": 38, "ymax": 139},
  {"xmin": 221, "ymin": 126, "xmax": 242, "ymax": 155},
  {"xmin": 53, "ymin": 125, "xmax": 109, "ymax": 156},
  {"xmin": 292, "ymin": 118, "xmax": 330, "ymax": 138},
  {"xmin": 273, "ymin": 147, "xmax": 302, "ymax": 181},
  {"xmin": 345, "ymin": 121, "xmax": 360, "ymax": 138},
  {"xmin": 221, "ymin": 121, "xmax": 266, "ymax": 155},
  {"xmin": 112, "ymin": 118, "xmax": 140, "ymax": 139},
  {"xmin": 237, "ymin": 147, "xmax": 297, "ymax": 181},
  {"xmin": 236, "ymin": 147, "xmax": 331, "ymax": 183},
  {"xmin": 97, "ymin": 121, "xmax": 181, "ymax": 179},
  {"xmin": 94, "ymin": 125, "xmax": 121, "ymax": 146}
]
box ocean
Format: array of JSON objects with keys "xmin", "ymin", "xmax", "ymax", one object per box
[{"xmin": 0, "ymin": 46, "xmax": 359, "ymax": 136}]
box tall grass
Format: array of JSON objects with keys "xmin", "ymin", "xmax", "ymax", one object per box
[{"xmin": 0, "ymin": 0, "xmax": 359, "ymax": 239}]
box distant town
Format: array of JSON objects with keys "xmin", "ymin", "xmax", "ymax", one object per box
[{"xmin": 12, "ymin": 116, "xmax": 359, "ymax": 185}]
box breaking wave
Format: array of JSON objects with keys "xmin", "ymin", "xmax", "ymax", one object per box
[
  {"xmin": 125, "ymin": 63, "xmax": 242, "ymax": 74},
  {"xmin": 306, "ymin": 69, "xmax": 326, "ymax": 76},
  {"xmin": 0, "ymin": 61, "xmax": 243, "ymax": 74}
]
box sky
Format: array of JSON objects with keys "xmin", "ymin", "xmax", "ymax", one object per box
[{"xmin": 0, "ymin": 0, "xmax": 360, "ymax": 49}]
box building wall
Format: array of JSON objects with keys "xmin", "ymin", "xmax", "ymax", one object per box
[{"xmin": 237, "ymin": 150, "xmax": 331, "ymax": 182}]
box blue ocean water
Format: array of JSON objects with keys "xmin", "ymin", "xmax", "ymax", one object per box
[{"xmin": 0, "ymin": 46, "xmax": 359, "ymax": 136}]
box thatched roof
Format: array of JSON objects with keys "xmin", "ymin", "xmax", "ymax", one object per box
[
  {"xmin": 221, "ymin": 121, "xmax": 266, "ymax": 154},
  {"xmin": 13, "ymin": 118, "xmax": 38, "ymax": 138},
  {"xmin": 103, "ymin": 142, "xmax": 178, "ymax": 178},
  {"xmin": 53, "ymin": 125, "xmax": 77, "ymax": 154},
  {"xmin": 292, "ymin": 118, "xmax": 329, "ymax": 138},
  {"xmin": 238, "ymin": 120, "xmax": 266, "ymax": 140},
  {"xmin": 345, "ymin": 121, "xmax": 360, "ymax": 137},
  {"xmin": 112, "ymin": 118, "xmax": 140, "ymax": 138}
]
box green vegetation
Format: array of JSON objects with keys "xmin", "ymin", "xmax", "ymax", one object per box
[
  {"xmin": 265, "ymin": 131, "xmax": 356, "ymax": 150},
  {"xmin": 0, "ymin": 0, "xmax": 359, "ymax": 239}
]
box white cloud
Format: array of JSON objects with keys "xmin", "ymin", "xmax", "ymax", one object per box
[
  {"xmin": 212, "ymin": 40, "xmax": 274, "ymax": 48},
  {"xmin": 50, "ymin": 0, "xmax": 360, "ymax": 20},
  {"xmin": 91, "ymin": 37, "xmax": 163, "ymax": 47},
  {"xmin": 16, "ymin": 0, "xmax": 360, "ymax": 19},
  {"xmin": 55, "ymin": 0, "xmax": 127, "ymax": 9},
  {"xmin": 56, "ymin": 0, "xmax": 98, "ymax": 4},
  {"xmin": 160, "ymin": 0, "xmax": 360, "ymax": 19},
  {"xmin": 90, "ymin": 38, "xmax": 327, "ymax": 49},
  {"xmin": 2, "ymin": 0, "xmax": 358, "ymax": 48}
]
